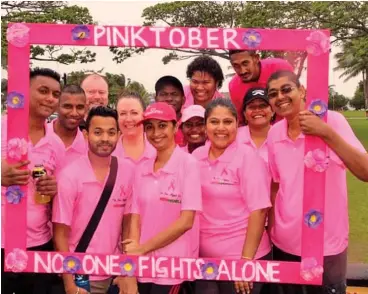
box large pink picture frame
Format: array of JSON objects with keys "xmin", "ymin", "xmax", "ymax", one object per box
[{"xmin": 4, "ymin": 23, "xmax": 330, "ymax": 285}]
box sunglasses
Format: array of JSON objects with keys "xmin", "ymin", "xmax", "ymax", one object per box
[{"xmin": 267, "ymin": 86, "xmax": 295, "ymax": 99}]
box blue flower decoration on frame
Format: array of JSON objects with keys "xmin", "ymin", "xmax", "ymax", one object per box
[
  {"xmin": 242, "ymin": 30, "xmax": 262, "ymax": 49},
  {"xmin": 201, "ymin": 262, "xmax": 219, "ymax": 280},
  {"xmin": 7, "ymin": 92, "xmax": 25, "ymax": 109},
  {"xmin": 63, "ymin": 256, "xmax": 81, "ymax": 274},
  {"xmin": 71, "ymin": 25, "xmax": 90, "ymax": 41},
  {"xmin": 308, "ymin": 99, "xmax": 328, "ymax": 118},
  {"xmin": 119, "ymin": 258, "xmax": 137, "ymax": 277},
  {"xmin": 304, "ymin": 209, "xmax": 323, "ymax": 229},
  {"xmin": 5, "ymin": 186, "xmax": 24, "ymax": 204}
]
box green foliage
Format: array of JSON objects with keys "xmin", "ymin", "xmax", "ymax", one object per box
[
  {"xmin": 328, "ymin": 86, "xmax": 349, "ymax": 110},
  {"xmin": 1, "ymin": 1, "xmax": 96, "ymax": 69},
  {"xmin": 350, "ymin": 81, "xmax": 366, "ymax": 110}
]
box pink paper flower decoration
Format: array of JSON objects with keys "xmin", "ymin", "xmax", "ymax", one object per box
[
  {"xmin": 5, "ymin": 248, "xmax": 28, "ymax": 273},
  {"xmin": 304, "ymin": 149, "xmax": 329, "ymax": 172},
  {"xmin": 306, "ymin": 31, "xmax": 330, "ymax": 56},
  {"xmin": 300, "ymin": 257, "xmax": 323, "ymax": 281},
  {"xmin": 7, "ymin": 138, "xmax": 28, "ymax": 161},
  {"xmin": 6, "ymin": 23, "xmax": 30, "ymax": 48}
]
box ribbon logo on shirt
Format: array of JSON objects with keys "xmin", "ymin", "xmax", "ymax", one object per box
[
  {"xmin": 168, "ymin": 179, "xmax": 175, "ymax": 192},
  {"xmin": 112, "ymin": 185, "xmax": 128, "ymax": 208},
  {"xmin": 159, "ymin": 179, "xmax": 181, "ymax": 204},
  {"xmin": 212, "ymin": 168, "xmax": 238, "ymax": 185}
]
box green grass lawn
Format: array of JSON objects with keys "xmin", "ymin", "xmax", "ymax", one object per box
[{"xmin": 342, "ymin": 113, "xmax": 368, "ymax": 263}]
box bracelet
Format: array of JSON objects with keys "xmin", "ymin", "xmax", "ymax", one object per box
[
  {"xmin": 75, "ymin": 287, "xmax": 80, "ymax": 294},
  {"xmin": 241, "ymin": 256, "xmax": 253, "ymax": 260}
]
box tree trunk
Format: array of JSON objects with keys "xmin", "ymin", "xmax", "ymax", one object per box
[{"xmin": 364, "ymin": 69, "xmax": 368, "ymax": 118}]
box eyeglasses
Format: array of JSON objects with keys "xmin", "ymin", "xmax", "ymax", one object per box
[{"xmin": 267, "ymin": 86, "xmax": 295, "ymax": 99}]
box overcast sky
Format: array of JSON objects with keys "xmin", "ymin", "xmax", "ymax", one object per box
[{"xmin": 5, "ymin": 1, "xmax": 362, "ymax": 97}]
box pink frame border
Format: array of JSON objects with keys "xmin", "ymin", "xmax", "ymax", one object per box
[{"xmin": 5, "ymin": 23, "xmax": 330, "ymax": 285}]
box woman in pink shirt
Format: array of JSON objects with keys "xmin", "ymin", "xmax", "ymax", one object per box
[
  {"xmin": 114, "ymin": 91, "xmax": 156, "ymax": 164},
  {"xmin": 184, "ymin": 56, "xmax": 224, "ymax": 110},
  {"xmin": 123, "ymin": 102, "xmax": 202, "ymax": 294},
  {"xmin": 237, "ymin": 87, "xmax": 273, "ymax": 165},
  {"xmin": 180, "ymin": 105, "xmax": 207, "ymax": 154},
  {"xmin": 192, "ymin": 98, "xmax": 271, "ymax": 294}
]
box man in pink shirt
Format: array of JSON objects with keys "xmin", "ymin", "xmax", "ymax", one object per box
[
  {"xmin": 154, "ymin": 76, "xmax": 186, "ymax": 146},
  {"xmin": 266, "ymin": 70, "xmax": 368, "ymax": 294},
  {"xmin": 48, "ymin": 84, "xmax": 88, "ymax": 170},
  {"xmin": 228, "ymin": 50, "xmax": 293, "ymax": 125},
  {"xmin": 53, "ymin": 106, "xmax": 135, "ymax": 294},
  {"xmin": 1, "ymin": 68, "xmax": 65, "ymax": 294}
]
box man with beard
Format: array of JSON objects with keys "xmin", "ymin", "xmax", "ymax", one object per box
[
  {"xmin": 79, "ymin": 74, "xmax": 109, "ymax": 131},
  {"xmin": 1, "ymin": 68, "xmax": 65, "ymax": 294},
  {"xmin": 53, "ymin": 106, "xmax": 135, "ymax": 294},
  {"xmin": 228, "ymin": 50, "xmax": 293, "ymax": 125},
  {"xmin": 48, "ymin": 85, "xmax": 88, "ymax": 169}
]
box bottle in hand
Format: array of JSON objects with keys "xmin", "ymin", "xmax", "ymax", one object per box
[
  {"xmin": 32, "ymin": 164, "xmax": 50, "ymax": 204},
  {"xmin": 75, "ymin": 274, "xmax": 91, "ymax": 292}
]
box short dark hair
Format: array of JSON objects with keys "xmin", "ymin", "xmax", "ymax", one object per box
[
  {"xmin": 204, "ymin": 98, "xmax": 238, "ymax": 122},
  {"xmin": 186, "ymin": 56, "xmax": 224, "ymax": 88},
  {"xmin": 30, "ymin": 68, "xmax": 61, "ymax": 83},
  {"xmin": 85, "ymin": 106, "xmax": 118, "ymax": 131},
  {"xmin": 117, "ymin": 90, "xmax": 146, "ymax": 111},
  {"xmin": 155, "ymin": 76, "xmax": 184, "ymax": 96},
  {"xmin": 62, "ymin": 84, "xmax": 86, "ymax": 96},
  {"xmin": 228, "ymin": 50, "xmax": 257, "ymax": 57},
  {"xmin": 266, "ymin": 70, "xmax": 301, "ymax": 92}
]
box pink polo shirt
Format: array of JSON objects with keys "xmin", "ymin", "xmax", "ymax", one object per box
[
  {"xmin": 1, "ymin": 116, "xmax": 65, "ymax": 248},
  {"xmin": 112, "ymin": 136, "xmax": 156, "ymax": 165},
  {"xmin": 52, "ymin": 155, "xmax": 135, "ymax": 281},
  {"xmin": 229, "ymin": 58, "xmax": 293, "ymax": 125},
  {"xmin": 47, "ymin": 120, "xmax": 87, "ymax": 170},
  {"xmin": 237, "ymin": 126, "xmax": 269, "ymax": 165},
  {"xmin": 268, "ymin": 111, "xmax": 367, "ymax": 256},
  {"xmin": 131, "ymin": 146, "xmax": 202, "ymax": 285},
  {"xmin": 183, "ymin": 85, "xmax": 223, "ymax": 110},
  {"xmin": 192, "ymin": 141, "xmax": 271, "ymax": 260}
]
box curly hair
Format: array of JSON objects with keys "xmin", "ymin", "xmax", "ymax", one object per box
[{"xmin": 186, "ymin": 56, "xmax": 224, "ymax": 88}]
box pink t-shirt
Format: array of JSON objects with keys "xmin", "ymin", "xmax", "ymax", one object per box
[
  {"xmin": 229, "ymin": 58, "xmax": 293, "ymax": 125},
  {"xmin": 183, "ymin": 85, "xmax": 223, "ymax": 110},
  {"xmin": 47, "ymin": 120, "xmax": 87, "ymax": 170},
  {"xmin": 52, "ymin": 155, "xmax": 135, "ymax": 281},
  {"xmin": 268, "ymin": 111, "xmax": 367, "ymax": 256},
  {"xmin": 1, "ymin": 116, "xmax": 65, "ymax": 248},
  {"xmin": 131, "ymin": 146, "xmax": 202, "ymax": 285},
  {"xmin": 112, "ymin": 136, "xmax": 156, "ymax": 165},
  {"xmin": 192, "ymin": 141, "xmax": 271, "ymax": 260}
]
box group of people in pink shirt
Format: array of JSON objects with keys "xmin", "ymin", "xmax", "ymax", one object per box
[{"xmin": 2, "ymin": 50, "xmax": 368, "ymax": 294}]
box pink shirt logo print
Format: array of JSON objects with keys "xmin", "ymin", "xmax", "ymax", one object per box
[
  {"xmin": 212, "ymin": 168, "xmax": 238, "ymax": 185},
  {"xmin": 112, "ymin": 185, "xmax": 128, "ymax": 208},
  {"xmin": 159, "ymin": 178, "xmax": 181, "ymax": 204}
]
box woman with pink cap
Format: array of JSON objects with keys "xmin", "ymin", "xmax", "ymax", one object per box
[
  {"xmin": 122, "ymin": 102, "xmax": 202, "ymax": 294},
  {"xmin": 193, "ymin": 98, "xmax": 271, "ymax": 294},
  {"xmin": 180, "ymin": 105, "xmax": 207, "ymax": 154}
]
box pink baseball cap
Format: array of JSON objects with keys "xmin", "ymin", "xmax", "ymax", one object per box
[
  {"xmin": 141, "ymin": 102, "xmax": 177, "ymax": 123},
  {"xmin": 181, "ymin": 105, "xmax": 205, "ymax": 123}
]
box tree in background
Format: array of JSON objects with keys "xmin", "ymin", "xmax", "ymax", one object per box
[
  {"xmin": 334, "ymin": 37, "xmax": 368, "ymax": 110},
  {"xmin": 65, "ymin": 70, "xmax": 150, "ymax": 107},
  {"xmin": 110, "ymin": 1, "xmax": 368, "ymax": 80},
  {"xmin": 1, "ymin": 1, "xmax": 96, "ymax": 69},
  {"xmin": 328, "ymin": 85, "xmax": 349, "ymax": 111},
  {"xmin": 350, "ymin": 81, "xmax": 366, "ymax": 110}
]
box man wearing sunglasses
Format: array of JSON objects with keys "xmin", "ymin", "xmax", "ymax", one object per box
[
  {"xmin": 266, "ymin": 70, "xmax": 368, "ymax": 294},
  {"xmin": 228, "ymin": 50, "xmax": 293, "ymax": 125}
]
